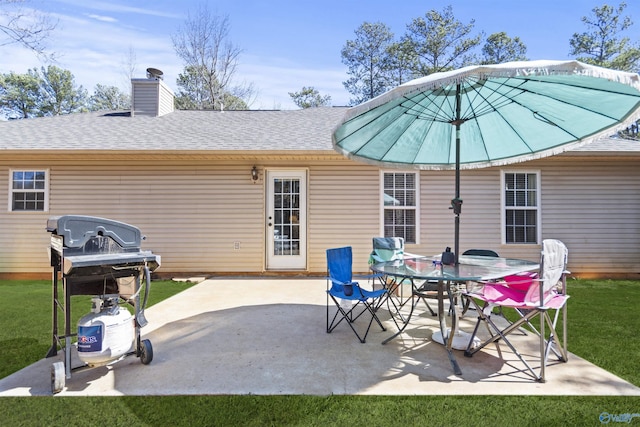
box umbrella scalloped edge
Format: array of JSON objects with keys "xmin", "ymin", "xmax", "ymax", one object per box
[{"xmin": 333, "ymin": 60, "xmax": 640, "ymax": 171}]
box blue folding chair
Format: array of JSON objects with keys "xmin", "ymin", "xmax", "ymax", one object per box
[{"xmin": 326, "ymin": 246, "xmax": 387, "ymax": 343}]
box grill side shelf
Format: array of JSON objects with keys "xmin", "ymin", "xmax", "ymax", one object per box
[{"xmin": 62, "ymin": 252, "xmax": 161, "ymax": 276}]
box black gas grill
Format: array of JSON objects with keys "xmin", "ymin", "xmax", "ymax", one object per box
[
  {"xmin": 47, "ymin": 215, "xmax": 160, "ymax": 277},
  {"xmin": 45, "ymin": 215, "xmax": 161, "ymax": 393}
]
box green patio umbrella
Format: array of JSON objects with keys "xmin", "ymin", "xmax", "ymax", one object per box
[{"xmin": 332, "ymin": 60, "xmax": 640, "ymax": 263}]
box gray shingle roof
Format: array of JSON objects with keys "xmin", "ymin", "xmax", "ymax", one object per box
[
  {"xmin": 0, "ymin": 107, "xmax": 348, "ymax": 152},
  {"xmin": 1, "ymin": 107, "xmax": 639, "ymax": 155},
  {"xmin": 569, "ymin": 136, "xmax": 640, "ymax": 153}
]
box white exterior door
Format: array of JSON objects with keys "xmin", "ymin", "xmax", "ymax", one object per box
[{"xmin": 266, "ymin": 169, "xmax": 307, "ymax": 270}]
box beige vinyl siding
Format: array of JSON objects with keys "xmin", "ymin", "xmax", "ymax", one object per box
[
  {"xmin": 1, "ymin": 154, "xmax": 640, "ymax": 278},
  {"xmin": 1, "ymin": 163, "xmax": 51, "ymax": 274},
  {"xmin": 308, "ymin": 164, "xmax": 382, "ymax": 272},
  {"xmin": 535, "ymin": 156, "xmax": 640, "ymax": 276},
  {"xmin": 419, "ymin": 169, "xmax": 505, "ymax": 256},
  {"xmin": 54, "ymin": 163, "xmax": 265, "ymax": 274},
  {"xmin": 1, "ymin": 160, "xmax": 265, "ymax": 275}
]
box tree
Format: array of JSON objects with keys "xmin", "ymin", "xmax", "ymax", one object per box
[
  {"xmin": 481, "ymin": 32, "xmax": 527, "ymax": 64},
  {"xmin": 35, "ymin": 65, "xmax": 87, "ymax": 115},
  {"xmin": 171, "ymin": 4, "xmax": 254, "ymax": 110},
  {"xmin": 288, "ymin": 87, "xmax": 331, "ymax": 109},
  {"xmin": 120, "ymin": 45, "xmax": 138, "ymax": 93},
  {"xmin": 569, "ymin": 2, "xmax": 640, "ymax": 71},
  {"xmin": 341, "ymin": 21, "xmax": 396, "ymax": 105},
  {"xmin": 0, "ymin": 71, "xmax": 40, "ymax": 118},
  {"xmin": 385, "ymin": 39, "xmax": 419, "ymax": 86},
  {"xmin": 403, "ymin": 5, "xmax": 483, "ymax": 75},
  {"xmin": 174, "ymin": 64, "xmax": 248, "ymax": 110},
  {"xmin": 0, "ymin": 66, "xmax": 87, "ymax": 118},
  {"xmin": 174, "ymin": 65, "xmax": 209, "ymax": 110},
  {"xmin": 89, "ymin": 84, "xmax": 130, "ymax": 111},
  {"xmin": 0, "ymin": 0, "xmax": 57, "ymax": 58}
]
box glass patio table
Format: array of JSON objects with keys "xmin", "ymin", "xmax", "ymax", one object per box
[{"xmin": 370, "ymin": 254, "xmax": 539, "ymax": 375}]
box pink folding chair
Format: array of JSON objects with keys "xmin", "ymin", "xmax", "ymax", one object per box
[{"xmin": 463, "ymin": 239, "xmax": 570, "ymax": 382}]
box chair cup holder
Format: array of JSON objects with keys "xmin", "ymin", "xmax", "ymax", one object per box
[{"xmin": 343, "ymin": 284, "xmax": 353, "ymax": 296}]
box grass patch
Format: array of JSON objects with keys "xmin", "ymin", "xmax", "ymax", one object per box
[
  {"xmin": 0, "ymin": 279, "xmax": 639, "ymax": 425},
  {"xmin": 0, "ymin": 395, "xmax": 638, "ymax": 426},
  {"xmin": 497, "ymin": 279, "xmax": 640, "ymax": 386},
  {"xmin": 0, "ymin": 279, "xmax": 196, "ymax": 379},
  {"xmin": 567, "ymin": 280, "xmax": 640, "ymax": 385}
]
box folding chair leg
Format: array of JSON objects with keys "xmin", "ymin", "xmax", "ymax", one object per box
[
  {"xmin": 326, "ymin": 295, "xmax": 386, "ymax": 344},
  {"xmin": 460, "ymin": 295, "xmax": 471, "ymax": 316},
  {"xmin": 539, "ymin": 306, "xmax": 546, "ymax": 382},
  {"xmin": 423, "ymin": 298, "xmax": 437, "ymax": 316},
  {"xmin": 543, "ymin": 310, "xmax": 568, "ymax": 362},
  {"xmin": 464, "ymin": 301, "xmax": 549, "ymax": 382},
  {"xmin": 506, "ymin": 307, "xmax": 568, "ymax": 363},
  {"xmin": 408, "ymin": 293, "xmax": 437, "ymax": 316},
  {"xmin": 327, "ymin": 298, "xmax": 366, "ymax": 343}
]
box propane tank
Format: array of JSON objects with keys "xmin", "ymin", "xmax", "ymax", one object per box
[{"xmin": 77, "ymin": 296, "xmax": 134, "ymax": 367}]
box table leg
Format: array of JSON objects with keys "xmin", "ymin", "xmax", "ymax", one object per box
[
  {"xmin": 382, "ymin": 277, "xmax": 418, "ymax": 345},
  {"xmin": 382, "ymin": 277, "xmax": 463, "ymax": 376},
  {"xmin": 382, "ymin": 276, "xmax": 407, "ymax": 326},
  {"xmin": 439, "ymin": 279, "xmax": 462, "ymax": 375}
]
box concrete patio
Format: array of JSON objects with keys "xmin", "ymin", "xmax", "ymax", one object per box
[{"xmin": 1, "ymin": 278, "xmax": 639, "ymax": 396}]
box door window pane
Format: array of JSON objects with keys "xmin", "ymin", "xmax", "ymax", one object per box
[{"xmin": 273, "ymin": 178, "xmax": 301, "ymax": 255}]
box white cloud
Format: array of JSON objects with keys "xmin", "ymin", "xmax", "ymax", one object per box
[
  {"xmin": 1, "ymin": 1, "xmax": 351, "ymax": 110},
  {"xmin": 86, "ymin": 14, "xmax": 118, "ymax": 23},
  {"xmin": 52, "ymin": 0, "xmax": 183, "ymax": 19}
]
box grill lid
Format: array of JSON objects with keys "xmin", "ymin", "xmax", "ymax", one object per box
[
  {"xmin": 47, "ymin": 215, "xmax": 160, "ymax": 276},
  {"xmin": 47, "ymin": 215, "xmax": 142, "ymax": 250}
]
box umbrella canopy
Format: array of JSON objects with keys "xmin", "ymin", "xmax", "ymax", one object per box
[{"xmin": 332, "ymin": 60, "xmax": 640, "ymax": 262}]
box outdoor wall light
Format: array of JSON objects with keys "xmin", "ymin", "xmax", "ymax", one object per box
[{"xmin": 251, "ymin": 165, "xmax": 259, "ymax": 182}]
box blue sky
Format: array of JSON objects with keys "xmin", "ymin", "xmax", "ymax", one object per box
[{"xmin": 2, "ymin": 0, "xmax": 640, "ymax": 109}]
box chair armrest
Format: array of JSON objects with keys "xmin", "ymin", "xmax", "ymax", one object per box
[
  {"xmin": 325, "ymin": 276, "xmax": 358, "ymax": 286},
  {"xmin": 464, "ymin": 280, "xmax": 486, "ymax": 295},
  {"xmin": 355, "ymin": 272, "xmax": 383, "ymax": 280}
]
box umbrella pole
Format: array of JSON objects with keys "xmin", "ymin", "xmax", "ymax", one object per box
[{"xmin": 453, "ymin": 84, "xmax": 462, "ymax": 265}]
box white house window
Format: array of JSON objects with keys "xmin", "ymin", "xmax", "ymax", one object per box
[
  {"xmin": 381, "ymin": 171, "xmax": 418, "ymax": 244},
  {"xmin": 503, "ymin": 171, "xmax": 540, "ymax": 244},
  {"xmin": 9, "ymin": 170, "xmax": 49, "ymax": 212}
]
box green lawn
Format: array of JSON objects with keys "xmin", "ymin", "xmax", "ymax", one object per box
[
  {"xmin": 0, "ymin": 279, "xmax": 196, "ymax": 378},
  {"xmin": 0, "ymin": 278, "xmax": 638, "ymax": 426}
]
